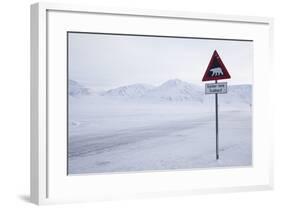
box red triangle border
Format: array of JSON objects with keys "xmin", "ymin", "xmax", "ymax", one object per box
[{"xmin": 202, "ymin": 50, "xmax": 231, "ymax": 82}]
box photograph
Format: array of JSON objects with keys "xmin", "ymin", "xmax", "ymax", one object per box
[{"xmin": 67, "ymin": 32, "xmax": 253, "ymax": 175}]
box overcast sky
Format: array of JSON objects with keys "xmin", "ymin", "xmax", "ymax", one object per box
[{"xmin": 68, "ymin": 33, "xmax": 253, "ymax": 90}]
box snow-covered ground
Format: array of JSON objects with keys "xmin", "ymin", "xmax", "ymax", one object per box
[{"xmin": 68, "ymin": 79, "xmax": 252, "ymax": 174}]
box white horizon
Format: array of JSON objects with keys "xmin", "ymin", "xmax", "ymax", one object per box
[{"xmin": 70, "ymin": 78, "xmax": 252, "ymax": 92}]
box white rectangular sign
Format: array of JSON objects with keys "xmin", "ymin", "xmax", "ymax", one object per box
[{"xmin": 205, "ymin": 82, "xmax": 227, "ymax": 94}]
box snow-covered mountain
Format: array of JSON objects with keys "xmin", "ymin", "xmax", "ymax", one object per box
[
  {"xmin": 69, "ymin": 79, "xmax": 252, "ymax": 105},
  {"xmin": 69, "ymin": 80, "xmax": 92, "ymax": 96},
  {"xmin": 221, "ymin": 85, "xmax": 252, "ymax": 105},
  {"xmin": 143, "ymin": 79, "xmax": 204, "ymax": 102},
  {"xmin": 101, "ymin": 83, "xmax": 154, "ymax": 98}
]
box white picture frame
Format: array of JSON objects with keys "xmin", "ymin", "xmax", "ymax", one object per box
[{"xmin": 30, "ymin": 2, "xmax": 274, "ymax": 205}]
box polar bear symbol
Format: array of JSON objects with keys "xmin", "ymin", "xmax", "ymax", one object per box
[{"xmin": 210, "ymin": 67, "xmax": 223, "ymax": 76}]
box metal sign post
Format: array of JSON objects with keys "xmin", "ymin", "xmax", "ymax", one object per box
[
  {"xmin": 215, "ymin": 80, "xmax": 219, "ymax": 160},
  {"xmin": 205, "ymin": 81, "xmax": 228, "ymax": 159},
  {"xmin": 202, "ymin": 50, "xmax": 231, "ymax": 160}
]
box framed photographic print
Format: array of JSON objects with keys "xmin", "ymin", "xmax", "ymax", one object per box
[{"xmin": 30, "ymin": 2, "xmax": 274, "ymax": 205}]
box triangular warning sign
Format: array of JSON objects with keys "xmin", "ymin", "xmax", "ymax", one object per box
[{"xmin": 202, "ymin": 50, "xmax": 231, "ymax": 81}]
